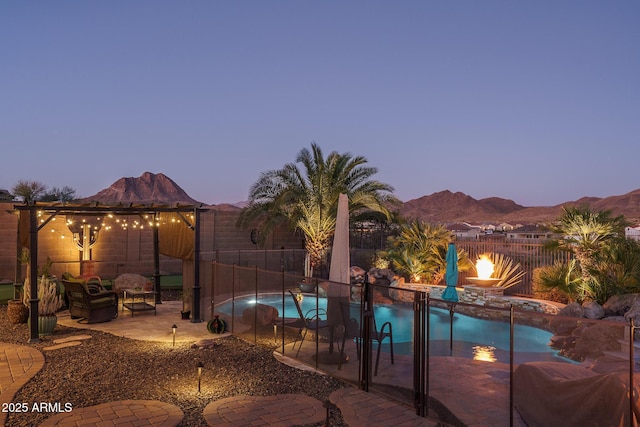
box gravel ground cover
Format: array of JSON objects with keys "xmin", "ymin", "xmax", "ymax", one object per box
[{"xmin": 0, "ymin": 304, "xmax": 349, "ymax": 426}]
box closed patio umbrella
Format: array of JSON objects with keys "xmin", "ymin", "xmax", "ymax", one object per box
[
  {"xmin": 319, "ymin": 193, "xmax": 350, "ymax": 363},
  {"xmin": 441, "ymin": 242, "xmax": 459, "ymax": 302}
]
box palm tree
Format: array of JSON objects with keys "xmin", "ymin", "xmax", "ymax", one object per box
[
  {"xmin": 238, "ymin": 142, "xmax": 398, "ymax": 274},
  {"xmin": 548, "ymin": 205, "xmax": 627, "ymax": 300}
]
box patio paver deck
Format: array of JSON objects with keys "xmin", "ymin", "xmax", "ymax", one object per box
[{"xmin": 1, "ymin": 300, "xmax": 520, "ymax": 426}]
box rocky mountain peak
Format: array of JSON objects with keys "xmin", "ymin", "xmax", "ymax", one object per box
[{"xmin": 82, "ymin": 172, "xmax": 202, "ymax": 205}]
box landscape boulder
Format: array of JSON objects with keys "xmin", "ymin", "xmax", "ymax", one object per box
[
  {"xmin": 603, "ymin": 294, "xmax": 640, "ymax": 316},
  {"xmin": 113, "ymin": 273, "xmax": 153, "ymax": 293},
  {"xmin": 567, "ymin": 323, "xmax": 625, "ymax": 361},
  {"xmin": 350, "ymin": 266, "xmax": 366, "ymax": 284},
  {"xmin": 242, "ymin": 303, "xmax": 279, "ymax": 327},
  {"xmin": 624, "ymin": 302, "xmax": 640, "ymax": 324},
  {"xmin": 582, "ymin": 301, "xmax": 605, "ymax": 319},
  {"xmin": 548, "ymin": 302, "xmax": 583, "ymax": 336}
]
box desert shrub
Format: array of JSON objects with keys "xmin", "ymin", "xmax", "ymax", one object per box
[{"xmin": 532, "ymin": 260, "xmax": 582, "ymax": 303}]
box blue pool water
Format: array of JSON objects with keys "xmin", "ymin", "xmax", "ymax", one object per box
[{"xmin": 216, "ymin": 293, "xmax": 572, "ymax": 364}]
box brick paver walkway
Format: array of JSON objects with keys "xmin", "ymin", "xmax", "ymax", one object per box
[
  {"xmin": 203, "ymin": 393, "xmax": 326, "ymax": 426},
  {"xmin": 0, "ymin": 343, "xmax": 45, "ymax": 426},
  {"xmin": 39, "ymin": 399, "xmax": 184, "ymax": 427},
  {"xmin": 330, "ymin": 387, "xmax": 438, "ymax": 427}
]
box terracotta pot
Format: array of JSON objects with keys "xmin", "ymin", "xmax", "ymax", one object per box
[{"xmin": 7, "ymin": 300, "xmax": 28, "ymax": 324}]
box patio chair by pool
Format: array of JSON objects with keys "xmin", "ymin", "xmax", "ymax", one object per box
[
  {"xmin": 339, "ymin": 301, "xmax": 394, "ymax": 375},
  {"xmin": 287, "ymin": 290, "xmax": 330, "ymax": 356}
]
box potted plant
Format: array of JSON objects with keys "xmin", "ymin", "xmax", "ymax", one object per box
[
  {"xmin": 181, "ymin": 286, "xmax": 192, "ymax": 320},
  {"xmin": 7, "ymin": 250, "xmax": 30, "ymax": 324},
  {"xmin": 32, "ymin": 275, "xmax": 64, "ymax": 335},
  {"xmin": 298, "ymin": 253, "xmax": 316, "ymax": 293},
  {"xmin": 7, "ymin": 290, "xmax": 29, "ymax": 324}
]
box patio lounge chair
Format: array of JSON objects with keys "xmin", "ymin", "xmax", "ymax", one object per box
[
  {"xmin": 339, "ymin": 301, "xmax": 394, "ymax": 375},
  {"xmin": 286, "ymin": 290, "xmax": 330, "ymax": 356},
  {"xmin": 63, "ymin": 276, "xmax": 119, "ymax": 324}
]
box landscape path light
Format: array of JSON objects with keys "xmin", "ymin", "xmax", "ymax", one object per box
[
  {"xmin": 172, "ymin": 324, "xmax": 177, "ymax": 346},
  {"xmin": 197, "ymin": 361, "xmax": 204, "ymax": 392}
]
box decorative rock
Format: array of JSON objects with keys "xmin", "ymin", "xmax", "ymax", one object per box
[
  {"xmin": 193, "ymin": 339, "xmax": 220, "ymax": 349},
  {"xmin": 623, "ymin": 301, "xmax": 640, "ymax": 325},
  {"xmin": 113, "ymin": 273, "xmax": 153, "ymax": 293},
  {"xmin": 559, "ymin": 302, "xmax": 584, "ymax": 318},
  {"xmin": 372, "ymin": 291, "xmax": 393, "ymax": 304},
  {"xmin": 367, "ymin": 267, "xmax": 396, "ymax": 282},
  {"xmin": 549, "ymin": 335, "xmax": 578, "ymax": 350},
  {"xmin": 350, "ymin": 266, "xmax": 366, "ymax": 284},
  {"xmin": 549, "ymin": 303, "xmax": 584, "ymax": 336},
  {"xmin": 549, "ymin": 317, "xmax": 580, "ymax": 336},
  {"xmin": 602, "ymin": 293, "xmax": 640, "ymax": 316},
  {"xmin": 242, "ymin": 303, "xmax": 279, "ymax": 327},
  {"xmin": 570, "ymin": 323, "xmax": 625, "ymax": 360},
  {"xmin": 582, "ymin": 301, "xmax": 605, "ymax": 319}
]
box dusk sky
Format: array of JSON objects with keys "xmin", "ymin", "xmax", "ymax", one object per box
[{"xmin": 2, "ymin": 1, "xmax": 638, "ymax": 207}]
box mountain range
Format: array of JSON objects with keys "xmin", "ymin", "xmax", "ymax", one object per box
[
  {"xmin": 400, "ymin": 190, "xmax": 640, "ymax": 224},
  {"xmin": 84, "ymin": 172, "xmax": 640, "ymax": 225}
]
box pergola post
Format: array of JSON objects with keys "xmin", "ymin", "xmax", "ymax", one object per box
[
  {"xmin": 28, "ymin": 206, "xmax": 40, "ymax": 343},
  {"xmin": 191, "ymin": 207, "xmax": 202, "ymax": 323},
  {"xmin": 153, "ymin": 212, "xmax": 162, "ymax": 304}
]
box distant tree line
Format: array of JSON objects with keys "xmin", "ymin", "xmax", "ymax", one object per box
[{"xmin": 10, "ymin": 180, "xmax": 76, "ymax": 204}]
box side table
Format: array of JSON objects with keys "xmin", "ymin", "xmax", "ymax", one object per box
[{"xmin": 122, "ymin": 288, "xmax": 157, "ymax": 317}]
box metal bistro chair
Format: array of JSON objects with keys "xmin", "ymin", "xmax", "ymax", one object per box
[
  {"xmin": 339, "ymin": 300, "xmax": 394, "ymax": 375},
  {"xmin": 287, "ymin": 290, "xmax": 330, "ymax": 356}
]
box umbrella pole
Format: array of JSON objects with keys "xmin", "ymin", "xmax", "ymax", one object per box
[{"xmin": 448, "ymin": 303, "xmax": 456, "ymax": 357}]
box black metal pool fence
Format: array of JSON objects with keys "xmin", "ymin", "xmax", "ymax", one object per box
[
  {"xmin": 204, "ymin": 238, "xmax": 571, "ymax": 296},
  {"xmin": 209, "ymin": 262, "xmax": 638, "ymax": 426}
]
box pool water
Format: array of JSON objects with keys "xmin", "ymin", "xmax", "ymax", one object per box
[{"xmin": 216, "ymin": 293, "xmax": 572, "ymax": 364}]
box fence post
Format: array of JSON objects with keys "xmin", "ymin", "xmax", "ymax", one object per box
[
  {"xmin": 630, "ymin": 319, "xmax": 636, "ymax": 426},
  {"xmin": 361, "ymin": 276, "xmax": 372, "ymax": 392},
  {"xmin": 254, "ymin": 266, "xmax": 258, "ymax": 343},
  {"xmin": 510, "ymin": 304, "xmax": 514, "ymax": 427},
  {"xmin": 413, "ymin": 290, "xmax": 427, "ymax": 417}
]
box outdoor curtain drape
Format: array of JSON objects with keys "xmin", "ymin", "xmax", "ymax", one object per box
[{"xmin": 157, "ymin": 212, "xmax": 195, "ymax": 260}]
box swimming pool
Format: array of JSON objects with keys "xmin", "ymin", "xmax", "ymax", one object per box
[{"xmin": 216, "ymin": 293, "xmax": 572, "ymax": 364}]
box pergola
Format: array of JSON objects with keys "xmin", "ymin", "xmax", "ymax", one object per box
[{"xmin": 14, "ymin": 202, "xmax": 209, "ymax": 343}]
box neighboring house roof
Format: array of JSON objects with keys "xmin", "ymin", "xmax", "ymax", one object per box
[
  {"xmin": 510, "ymin": 224, "xmax": 551, "ymax": 234},
  {"xmin": 446, "ymin": 222, "xmax": 475, "ymax": 232},
  {"xmin": 0, "ymin": 189, "xmax": 13, "ymax": 201},
  {"xmin": 507, "ymin": 224, "xmax": 553, "ymax": 240}
]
